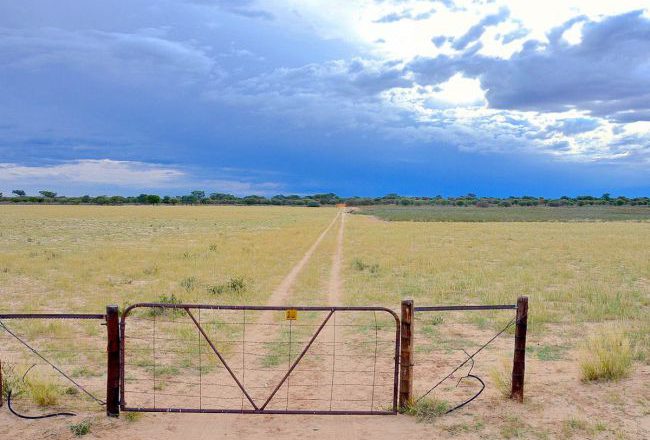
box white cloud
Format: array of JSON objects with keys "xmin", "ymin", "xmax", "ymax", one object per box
[
  {"xmin": 0, "ymin": 159, "xmax": 287, "ymax": 196},
  {"xmin": 0, "ymin": 159, "xmax": 185, "ymax": 187}
]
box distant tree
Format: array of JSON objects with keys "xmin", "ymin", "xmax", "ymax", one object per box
[
  {"xmin": 146, "ymin": 194, "xmax": 161, "ymax": 204},
  {"xmin": 39, "ymin": 190, "xmax": 57, "ymax": 198},
  {"xmin": 601, "ymin": 193, "xmax": 611, "ymax": 201},
  {"xmin": 12, "ymin": 190, "xmax": 26, "ymax": 196},
  {"xmin": 191, "ymin": 190, "xmax": 205, "ymax": 200}
]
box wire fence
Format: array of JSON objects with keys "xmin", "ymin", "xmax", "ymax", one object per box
[
  {"xmin": 0, "ymin": 315, "xmax": 107, "ymax": 418},
  {"xmin": 411, "ymin": 306, "xmax": 518, "ymax": 412},
  {"xmin": 120, "ymin": 304, "xmax": 400, "ymax": 414},
  {"xmin": 0, "ymin": 300, "xmax": 527, "ymax": 419}
]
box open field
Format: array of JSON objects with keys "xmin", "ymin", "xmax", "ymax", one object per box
[
  {"xmin": 357, "ymin": 205, "xmax": 650, "ymax": 222},
  {"xmin": 1, "ymin": 205, "xmax": 649, "ymax": 439}
]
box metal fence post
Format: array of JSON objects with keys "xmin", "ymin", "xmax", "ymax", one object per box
[
  {"xmin": 399, "ymin": 299, "xmax": 414, "ymax": 409},
  {"xmin": 510, "ymin": 296, "xmax": 528, "ymax": 402},
  {"xmin": 106, "ymin": 305, "xmax": 120, "ymax": 417}
]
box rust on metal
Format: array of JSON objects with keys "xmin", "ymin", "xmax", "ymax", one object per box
[
  {"xmin": 120, "ymin": 303, "xmax": 401, "ymax": 415},
  {"xmin": 510, "ymin": 296, "xmax": 528, "ymax": 402},
  {"xmin": 106, "ymin": 305, "xmax": 120, "ymax": 417},
  {"xmin": 260, "ymin": 310, "xmax": 334, "ymax": 410},
  {"xmin": 184, "ymin": 308, "xmax": 259, "ymax": 410},
  {"xmin": 399, "ymin": 299, "xmax": 414, "ymax": 409}
]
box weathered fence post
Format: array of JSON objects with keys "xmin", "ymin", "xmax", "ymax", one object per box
[
  {"xmin": 106, "ymin": 305, "xmax": 120, "ymax": 417},
  {"xmin": 510, "ymin": 296, "xmax": 528, "ymax": 402},
  {"xmin": 399, "ymin": 299, "xmax": 414, "ymax": 409},
  {"xmin": 0, "ymin": 359, "xmax": 3, "ymax": 408}
]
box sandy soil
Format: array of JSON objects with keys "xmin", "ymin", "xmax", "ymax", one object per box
[{"xmin": 327, "ymin": 211, "xmax": 345, "ymax": 306}]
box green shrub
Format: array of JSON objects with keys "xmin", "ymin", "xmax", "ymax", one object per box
[
  {"xmin": 148, "ymin": 294, "xmax": 183, "ymax": 317},
  {"xmin": 351, "ymin": 258, "xmax": 379, "ymax": 273},
  {"xmin": 580, "ymin": 327, "xmax": 632, "ymax": 382},
  {"xmin": 207, "ymin": 276, "xmax": 248, "ymax": 295},
  {"xmin": 70, "ymin": 419, "xmax": 91, "ymax": 436}
]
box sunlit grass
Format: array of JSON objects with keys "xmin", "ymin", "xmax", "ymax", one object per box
[
  {"xmin": 0, "ymin": 205, "xmax": 337, "ymax": 313},
  {"xmin": 343, "ymin": 215, "xmax": 650, "ymax": 330}
]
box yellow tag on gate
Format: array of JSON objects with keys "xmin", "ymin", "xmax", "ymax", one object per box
[{"xmin": 285, "ymin": 309, "xmax": 298, "ymax": 320}]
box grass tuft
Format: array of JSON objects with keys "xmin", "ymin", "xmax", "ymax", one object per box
[
  {"xmin": 580, "ymin": 326, "xmax": 632, "ymax": 382},
  {"xmin": 401, "ymin": 398, "xmax": 450, "ymax": 423},
  {"xmin": 489, "ymin": 357, "xmax": 512, "ymax": 398}
]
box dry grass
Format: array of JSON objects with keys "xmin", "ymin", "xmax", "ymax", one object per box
[
  {"xmin": 344, "ymin": 215, "xmax": 650, "ymax": 331},
  {"xmin": 489, "ymin": 357, "xmax": 513, "ymax": 398},
  {"xmin": 1, "ymin": 205, "xmax": 649, "ymax": 439},
  {"xmin": 580, "ymin": 325, "xmax": 633, "ymax": 382},
  {"xmin": 0, "ymin": 205, "xmax": 337, "ymax": 313}
]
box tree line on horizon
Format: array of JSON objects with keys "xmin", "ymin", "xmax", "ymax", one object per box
[{"xmin": 1, "ymin": 190, "xmax": 649, "ymax": 207}]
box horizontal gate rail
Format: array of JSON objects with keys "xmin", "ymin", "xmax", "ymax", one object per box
[
  {"xmin": 0, "ymin": 313, "xmax": 106, "ymax": 319},
  {"xmin": 414, "ymin": 304, "xmax": 515, "ymax": 312},
  {"xmin": 120, "ymin": 303, "xmax": 400, "ymax": 415}
]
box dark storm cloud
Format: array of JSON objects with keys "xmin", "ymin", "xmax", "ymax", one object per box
[{"xmin": 409, "ymin": 10, "xmax": 650, "ymax": 122}]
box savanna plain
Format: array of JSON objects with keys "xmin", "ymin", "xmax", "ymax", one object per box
[{"xmin": 0, "ymin": 205, "xmax": 648, "ymax": 439}]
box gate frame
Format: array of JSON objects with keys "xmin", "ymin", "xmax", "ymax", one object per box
[{"xmin": 119, "ymin": 303, "xmax": 401, "ymax": 415}]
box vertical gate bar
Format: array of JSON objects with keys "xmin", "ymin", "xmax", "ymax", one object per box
[
  {"xmin": 241, "ymin": 309, "xmax": 246, "ymax": 411},
  {"xmin": 152, "ymin": 313, "xmax": 156, "ymax": 408},
  {"xmin": 185, "ymin": 308, "xmax": 259, "ymax": 410},
  {"xmin": 119, "ymin": 312, "xmax": 126, "ymax": 408},
  {"xmin": 510, "ymin": 296, "xmax": 528, "ymax": 402},
  {"xmin": 106, "ymin": 305, "xmax": 120, "ymax": 417},
  {"xmin": 329, "ymin": 313, "xmax": 336, "ymax": 411},
  {"xmin": 370, "ymin": 311, "xmax": 378, "ymax": 411},
  {"xmin": 399, "ymin": 299, "xmax": 414, "ymax": 410},
  {"xmin": 260, "ymin": 310, "xmax": 335, "ymax": 410},
  {"xmin": 198, "ymin": 308, "xmax": 202, "ymax": 410},
  {"xmin": 286, "ymin": 319, "xmax": 292, "ymax": 410},
  {"xmin": 0, "ymin": 359, "xmax": 3, "ymax": 408}
]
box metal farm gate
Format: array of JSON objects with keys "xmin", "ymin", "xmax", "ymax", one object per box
[{"xmin": 119, "ymin": 304, "xmax": 401, "ymax": 415}]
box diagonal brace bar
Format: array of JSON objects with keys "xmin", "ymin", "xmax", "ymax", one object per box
[
  {"xmin": 185, "ymin": 308, "xmax": 258, "ymax": 410},
  {"xmin": 260, "ymin": 310, "xmax": 335, "ymax": 410}
]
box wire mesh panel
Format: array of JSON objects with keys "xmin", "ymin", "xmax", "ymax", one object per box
[
  {"xmin": 121, "ymin": 304, "xmax": 400, "ymax": 414},
  {"xmin": 0, "ymin": 315, "xmax": 107, "ymax": 417},
  {"xmin": 412, "ymin": 305, "xmax": 516, "ymax": 413}
]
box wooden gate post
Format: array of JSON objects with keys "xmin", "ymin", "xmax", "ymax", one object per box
[
  {"xmin": 106, "ymin": 305, "xmax": 120, "ymax": 417},
  {"xmin": 399, "ymin": 299, "xmax": 414, "ymax": 409},
  {"xmin": 510, "ymin": 296, "xmax": 528, "ymax": 402}
]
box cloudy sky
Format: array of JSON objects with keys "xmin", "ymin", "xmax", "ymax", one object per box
[{"xmin": 1, "ymin": 0, "xmax": 649, "ymax": 197}]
